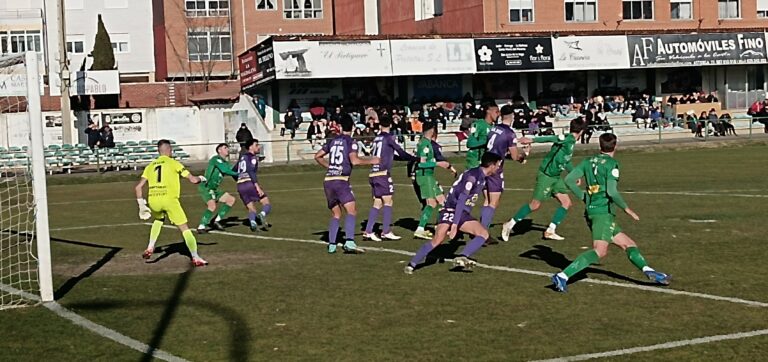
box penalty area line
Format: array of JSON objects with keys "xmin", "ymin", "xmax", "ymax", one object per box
[
  {"xmin": 144, "ymin": 224, "xmax": 768, "ymax": 309},
  {"xmin": 0, "ymin": 283, "xmax": 188, "ymax": 362},
  {"xmin": 530, "ymin": 328, "xmax": 768, "ymax": 362}
]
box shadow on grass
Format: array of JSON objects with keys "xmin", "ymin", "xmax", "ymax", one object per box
[
  {"xmin": 393, "ymin": 217, "xmax": 420, "ymax": 232},
  {"xmin": 52, "ymin": 237, "xmax": 122, "ymax": 300},
  {"xmin": 519, "ymin": 244, "xmax": 658, "ymax": 288},
  {"xmin": 65, "ymin": 274, "xmax": 251, "ymax": 362},
  {"xmin": 507, "ymin": 219, "xmax": 547, "ymax": 237}
]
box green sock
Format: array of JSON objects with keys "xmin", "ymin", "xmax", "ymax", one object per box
[
  {"xmin": 418, "ymin": 205, "xmax": 435, "ymax": 228},
  {"xmin": 200, "ymin": 210, "xmax": 214, "ymax": 227},
  {"xmin": 563, "ymin": 249, "xmax": 600, "ymax": 278},
  {"xmin": 626, "ymin": 246, "xmax": 649, "ymax": 271},
  {"xmin": 512, "ymin": 204, "xmax": 533, "ymax": 222},
  {"xmin": 552, "ymin": 207, "xmax": 568, "ymax": 226},
  {"xmin": 182, "ymin": 229, "xmax": 199, "ymax": 257},
  {"xmin": 217, "ymin": 204, "xmax": 232, "ymax": 220},
  {"xmin": 148, "ymin": 220, "xmax": 163, "ymax": 249}
]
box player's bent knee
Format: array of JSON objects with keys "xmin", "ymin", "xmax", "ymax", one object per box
[{"xmin": 529, "ymin": 200, "xmax": 541, "ymax": 210}]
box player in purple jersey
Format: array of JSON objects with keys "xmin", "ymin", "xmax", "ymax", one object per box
[
  {"xmin": 404, "ymin": 152, "xmax": 503, "ymax": 274},
  {"xmin": 363, "ymin": 116, "xmax": 417, "ymax": 241},
  {"xmin": 314, "ymin": 114, "xmax": 379, "ymax": 254},
  {"xmin": 480, "ymin": 105, "xmax": 531, "ymax": 234},
  {"xmin": 236, "ymin": 140, "xmax": 272, "ymax": 232}
]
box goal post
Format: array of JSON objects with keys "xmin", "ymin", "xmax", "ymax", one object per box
[{"xmin": 0, "ymin": 51, "xmax": 53, "ymax": 308}]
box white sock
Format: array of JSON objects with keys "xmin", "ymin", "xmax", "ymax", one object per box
[
  {"xmin": 557, "ymin": 272, "xmax": 569, "ymax": 281},
  {"xmin": 197, "ymin": 224, "xmax": 206, "ymax": 230},
  {"xmin": 548, "ymin": 223, "xmax": 557, "ymax": 232},
  {"xmin": 215, "ymin": 215, "xmax": 222, "ymax": 222},
  {"xmin": 147, "ymin": 240, "xmax": 157, "ymax": 250},
  {"xmin": 259, "ymin": 211, "xmax": 266, "ymax": 217},
  {"xmin": 642, "ymin": 266, "xmax": 655, "ymax": 273},
  {"xmin": 191, "ymin": 251, "xmax": 200, "ymax": 259}
]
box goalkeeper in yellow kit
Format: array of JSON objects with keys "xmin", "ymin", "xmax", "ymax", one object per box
[{"xmin": 134, "ymin": 139, "xmax": 209, "ymax": 267}]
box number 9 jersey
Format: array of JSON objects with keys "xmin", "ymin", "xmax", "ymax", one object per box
[{"xmin": 142, "ymin": 155, "xmax": 190, "ymax": 200}]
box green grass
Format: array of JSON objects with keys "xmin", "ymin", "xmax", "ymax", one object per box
[{"xmin": 1, "ymin": 143, "xmax": 767, "ymax": 361}]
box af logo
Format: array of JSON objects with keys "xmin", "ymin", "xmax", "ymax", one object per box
[{"xmin": 477, "ymin": 45, "xmax": 493, "ymax": 62}]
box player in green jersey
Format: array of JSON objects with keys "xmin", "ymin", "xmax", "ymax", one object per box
[
  {"xmin": 464, "ymin": 103, "xmax": 498, "ymax": 169},
  {"xmin": 551, "ymin": 133, "xmax": 670, "ymax": 293},
  {"xmin": 196, "ymin": 143, "xmax": 240, "ymax": 233},
  {"xmin": 413, "ymin": 122, "xmax": 456, "ymax": 240},
  {"xmin": 501, "ymin": 117, "xmax": 586, "ymax": 242}
]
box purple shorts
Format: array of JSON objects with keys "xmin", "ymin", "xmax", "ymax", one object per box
[
  {"xmin": 237, "ymin": 182, "xmax": 266, "ymax": 205},
  {"xmin": 437, "ymin": 209, "xmax": 476, "ymax": 228},
  {"xmin": 485, "ymin": 169, "xmax": 504, "ymax": 193},
  {"xmin": 369, "ymin": 175, "xmax": 394, "ymax": 198},
  {"xmin": 324, "ymin": 179, "xmax": 355, "ymax": 209}
]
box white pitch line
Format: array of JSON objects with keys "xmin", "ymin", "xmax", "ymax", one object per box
[
  {"xmin": 0, "ymin": 283, "xmax": 187, "ymax": 362},
  {"xmin": 50, "ymin": 223, "xmax": 147, "ymax": 231},
  {"xmin": 530, "ymin": 328, "xmax": 768, "ymax": 362},
  {"xmin": 146, "ymin": 224, "xmax": 768, "ymax": 308}
]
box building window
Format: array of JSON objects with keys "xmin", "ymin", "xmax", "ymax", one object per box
[
  {"xmin": 670, "ymin": 0, "xmax": 692, "ymax": 19},
  {"xmin": 413, "ymin": 0, "xmax": 434, "ymax": 21},
  {"xmin": 66, "ymin": 40, "xmax": 85, "ymax": 54},
  {"xmin": 509, "ymin": 0, "xmax": 534, "ymax": 22},
  {"xmin": 565, "ymin": 0, "xmax": 597, "ymax": 22},
  {"xmin": 758, "ymin": 0, "xmax": 768, "ymax": 18},
  {"xmin": 284, "ymin": 0, "xmax": 322, "ymax": 19},
  {"xmin": 623, "ymin": 0, "xmax": 652, "ymax": 19},
  {"xmin": 111, "ymin": 42, "xmax": 129, "ymax": 53},
  {"xmin": 718, "ymin": 0, "xmax": 740, "ymax": 19},
  {"xmin": 188, "ymin": 29, "xmax": 232, "ymax": 61},
  {"xmin": 256, "ymin": 0, "xmax": 276, "ymax": 10},
  {"xmin": 0, "ymin": 30, "xmax": 43, "ymax": 56},
  {"xmin": 185, "ymin": 0, "xmax": 230, "ymax": 17}
]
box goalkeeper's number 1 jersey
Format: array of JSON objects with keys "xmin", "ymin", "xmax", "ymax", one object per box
[{"xmin": 142, "ymin": 155, "xmax": 190, "ymax": 200}]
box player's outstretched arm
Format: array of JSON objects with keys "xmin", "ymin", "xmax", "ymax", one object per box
[
  {"xmin": 216, "ymin": 161, "xmax": 239, "ymax": 177},
  {"xmin": 350, "ymin": 152, "xmax": 379, "ymax": 166},
  {"xmin": 314, "ymin": 149, "xmax": 329, "ymax": 169},
  {"xmin": 186, "ymin": 174, "xmax": 204, "ymax": 184},
  {"xmin": 134, "ymin": 177, "xmax": 151, "ymax": 220},
  {"xmin": 607, "ymin": 178, "xmax": 637, "ymax": 220},
  {"xmin": 564, "ymin": 167, "xmax": 585, "ymax": 201}
]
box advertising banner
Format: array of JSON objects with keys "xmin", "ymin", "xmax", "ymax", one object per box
[
  {"xmin": 273, "ymin": 40, "xmax": 392, "ymax": 79},
  {"xmin": 101, "ymin": 110, "xmax": 145, "ymax": 141},
  {"xmin": 552, "ymin": 35, "xmax": 630, "ymax": 70},
  {"xmin": 255, "ymin": 38, "xmax": 276, "ymax": 86},
  {"xmin": 390, "ymin": 39, "xmax": 476, "ymax": 75},
  {"xmin": 239, "ymin": 50, "xmax": 258, "ymax": 89},
  {"xmin": 474, "ymin": 37, "xmax": 553, "ymax": 72},
  {"xmin": 628, "ymin": 32, "xmax": 768, "ymax": 67}
]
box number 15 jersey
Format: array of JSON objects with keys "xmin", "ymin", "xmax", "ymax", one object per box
[{"xmin": 142, "ymin": 155, "xmax": 190, "ymax": 200}]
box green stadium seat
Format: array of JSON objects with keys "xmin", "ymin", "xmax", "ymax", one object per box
[
  {"xmin": 44, "ymin": 151, "xmax": 55, "ymax": 158},
  {"xmin": 47, "ymin": 145, "xmax": 61, "ymax": 151},
  {"xmin": 8, "ymin": 146, "xmax": 22, "ymax": 153},
  {"xmin": 114, "ymin": 142, "xmax": 125, "ymax": 148},
  {"xmin": 0, "ymin": 154, "xmax": 12, "ymax": 160},
  {"xmin": 0, "ymin": 147, "xmax": 7, "ymax": 153},
  {"xmin": 61, "ymin": 144, "xmax": 74, "ymax": 150},
  {"xmin": 126, "ymin": 141, "xmax": 139, "ymax": 147},
  {"xmin": 139, "ymin": 140, "xmax": 151, "ymax": 146},
  {"xmin": 75, "ymin": 143, "xmax": 88, "ymax": 149},
  {"xmin": 14, "ymin": 153, "xmax": 27, "ymax": 159},
  {"xmin": 140, "ymin": 154, "xmax": 154, "ymax": 161},
  {"xmin": 21, "ymin": 146, "xmax": 28, "ymax": 151}
]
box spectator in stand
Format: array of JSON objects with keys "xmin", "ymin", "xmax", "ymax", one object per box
[
  {"xmin": 694, "ymin": 111, "xmax": 708, "ymax": 137},
  {"xmin": 99, "ymin": 123, "xmax": 115, "ymax": 148},
  {"xmin": 747, "ymin": 97, "xmax": 768, "ymax": 133},
  {"xmin": 708, "ymin": 108, "xmax": 725, "ymax": 137},
  {"xmin": 409, "ymin": 113, "xmax": 423, "ymax": 141},
  {"xmin": 288, "ymin": 99, "xmax": 301, "ymax": 121},
  {"xmin": 678, "ymin": 94, "xmax": 692, "ymax": 104},
  {"xmin": 429, "ymin": 103, "xmax": 447, "ymax": 130},
  {"xmin": 236, "ymin": 122, "xmax": 254, "ymax": 155},
  {"xmin": 309, "ymin": 98, "xmax": 326, "ymax": 121},
  {"xmin": 306, "ymin": 118, "xmax": 324, "ymax": 149},
  {"xmin": 706, "ymin": 91, "xmax": 719, "ymax": 103},
  {"xmin": 667, "ymin": 95, "xmax": 679, "ymax": 106},
  {"xmin": 85, "ymin": 121, "xmax": 100, "ymax": 150},
  {"xmin": 649, "ymin": 106, "xmax": 662, "ymax": 130},
  {"xmin": 695, "ymin": 92, "xmax": 708, "ymax": 103},
  {"xmin": 581, "ymin": 110, "xmax": 595, "ymax": 144},
  {"xmin": 460, "ymin": 102, "xmax": 475, "ymax": 132},
  {"xmin": 283, "ymin": 109, "xmax": 298, "ymax": 139},
  {"xmin": 633, "ymin": 104, "xmax": 650, "ymax": 129},
  {"xmin": 720, "ymin": 112, "xmax": 737, "ymax": 135},
  {"xmin": 330, "ymin": 107, "xmax": 343, "ymax": 124},
  {"xmin": 392, "ymin": 111, "xmax": 406, "ymax": 143}
]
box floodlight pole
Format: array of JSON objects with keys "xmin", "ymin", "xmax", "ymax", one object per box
[{"xmin": 57, "ymin": 0, "xmax": 73, "ymax": 145}]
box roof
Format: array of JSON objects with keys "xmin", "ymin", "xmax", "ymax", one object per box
[{"xmin": 188, "ymin": 82, "xmax": 241, "ymax": 104}]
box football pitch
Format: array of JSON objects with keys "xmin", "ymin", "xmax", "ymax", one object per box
[{"xmin": 1, "ymin": 141, "xmax": 767, "ymax": 361}]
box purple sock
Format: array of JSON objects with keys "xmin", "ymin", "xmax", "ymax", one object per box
[
  {"xmin": 328, "ymin": 217, "xmax": 340, "ymax": 245},
  {"xmin": 409, "ymin": 241, "xmax": 435, "ymax": 267},
  {"xmin": 261, "ymin": 204, "xmax": 272, "ymax": 215},
  {"xmin": 381, "ymin": 206, "xmax": 393, "ymax": 234},
  {"xmin": 461, "ymin": 235, "xmax": 487, "ymax": 258},
  {"xmin": 480, "ymin": 206, "xmax": 495, "ymax": 228},
  {"xmin": 248, "ymin": 212, "xmax": 257, "ymax": 223},
  {"xmin": 344, "ymin": 214, "xmax": 356, "ymax": 240},
  {"xmin": 364, "ymin": 207, "xmax": 379, "ymax": 234}
]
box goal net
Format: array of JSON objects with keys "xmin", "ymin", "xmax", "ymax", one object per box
[{"xmin": 0, "ymin": 52, "xmax": 53, "ymax": 309}]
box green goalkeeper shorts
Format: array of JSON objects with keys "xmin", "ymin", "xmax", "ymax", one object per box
[
  {"xmin": 532, "ymin": 172, "xmax": 569, "ymax": 201},
  {"xmin": 198, "ymin": 186, "xmax": 224, "ymax": 203},
  {"xmin": 586, "ymin": 214, "xmax": 622, "ymax": 242},
  {"xmin": 416, "ymin": 175, "xmax": 442, "ymax": 200}
]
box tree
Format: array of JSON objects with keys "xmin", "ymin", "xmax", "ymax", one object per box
[
  {"xmin": 90, "ymin": 14, "xmax": 115, "ymax": 71},
  {"xmin": 89, "ymin": 14, "xmax": 118, "ymax": 109}
]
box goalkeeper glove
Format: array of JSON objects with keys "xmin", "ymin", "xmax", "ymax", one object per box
[{"xmin": 137, "ymin": 198, "xmax": 151, "ymax": 220}]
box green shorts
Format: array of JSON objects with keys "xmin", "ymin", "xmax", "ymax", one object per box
[
  {"xmin": 198, "ymin": 186, "xmax": 224, "ymax": 203},
  {"xmin": 586, "ymin": 214, "xmax": 622, "ymax": 242},
  {"xmin": 532, "ymin": 172, "xmax": 569, "ymax": 201},
  {"xmin": 415, "ymin": 175, "xmax": 442, "ymax": 200}
]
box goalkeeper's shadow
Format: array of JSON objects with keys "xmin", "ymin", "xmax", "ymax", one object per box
[{"xmin": 146, "ymin": 240, "xmax": 218, "ymax": 265}]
